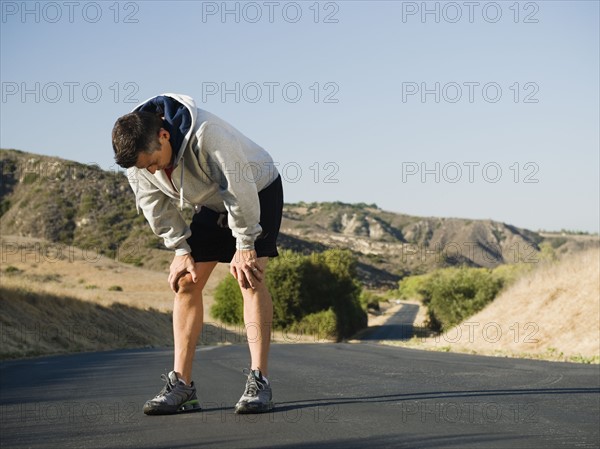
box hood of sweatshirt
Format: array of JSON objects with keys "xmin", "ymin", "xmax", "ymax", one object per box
[
  {"xmin": 133, "ymin": 93, "xmax": 197, "ymax": 168},
  {"xmin": 132, "ymin": 93, "xmax": 198, "ymax": 210}
]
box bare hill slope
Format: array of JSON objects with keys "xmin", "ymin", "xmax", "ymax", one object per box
[
  {"xmin": 425, "ymin": 248, "xmax": 600, "ymax": 361},
  {"xmin": 0, "ymin": 235, "xmax": 233, "ymax": 359}
]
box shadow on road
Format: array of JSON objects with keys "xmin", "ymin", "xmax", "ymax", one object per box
[
  {"xmin": 74, "ymin": 386, "xmax": 594, "ymax": 418},
  {"xmin": 270, "ymin": 387, "xmax": 600, "ymax": 413},
  {"xmin": 268, "ymin": 434, "xmax": 530, "ymax": 449},
  {"xmin": 175, "ymin": 387, "xmax": 600, "ymax": 416},
  {"xmin": 145, "ymin": 387, "xmax": 600, "ymax": 448},
  {"xmin": 150, "ymin": 433, "xmax": 530, "ymax": 449}
]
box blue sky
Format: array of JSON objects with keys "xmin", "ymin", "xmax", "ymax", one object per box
[{"xmin": 1, "ymin": 1, "xmax": 598, "ymax": 233}]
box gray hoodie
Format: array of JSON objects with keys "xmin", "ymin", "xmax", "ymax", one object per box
[{"xmin": 127, "ymin": 93, "xmax": 279, "ymax": 255}]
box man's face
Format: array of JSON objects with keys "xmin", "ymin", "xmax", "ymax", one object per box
[{"xmin": 135, "ymin": 128, "xmax": 173, "ymax": 174}]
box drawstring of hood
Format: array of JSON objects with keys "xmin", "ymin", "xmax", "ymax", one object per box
[
  {"xmin": 129, "ymin": 162, "xmax": 184, "ymax": 215},
  {"xmin": 130, "ymin": 167, "xmax": 141, "ymax": 214},
  {"xmin": 179, "ymin": 159, "xmax": 184, "ymax": 210}
]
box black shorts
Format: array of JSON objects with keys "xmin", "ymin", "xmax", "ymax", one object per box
[{"xmin": 187, "ymin": 175, "xmax": 283, "ymax": 263}]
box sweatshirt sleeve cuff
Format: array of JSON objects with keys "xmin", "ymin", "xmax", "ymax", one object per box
[
  {"xmin": 236, "ymin": 240, "xmax": 256, "ymax": 251},
  {"xmin": 175, "ymin": 244, "xmax": 192, "ymax": 256}
]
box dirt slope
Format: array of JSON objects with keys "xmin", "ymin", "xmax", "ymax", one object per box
[{"xmin": 425, "ymin": 247, "xmax": 600, "ymax": 361}]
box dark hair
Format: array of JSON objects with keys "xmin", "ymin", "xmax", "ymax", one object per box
[{"xmin": 112, "ymin": 111, "xmax": 163, "ymax": 168}]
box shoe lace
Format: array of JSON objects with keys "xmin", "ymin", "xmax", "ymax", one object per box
[
  {"xmin": 155, "ymin": 373, "xmax": 174, "ymax": 398},
  {"xmin": 242, "ymin": 368, "xmax": 265, "ymax": 397}
]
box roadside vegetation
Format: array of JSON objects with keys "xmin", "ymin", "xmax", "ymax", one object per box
[
  {"xmin": 212, "ymin": 249, "xmax": 367, "ymax": 341},
  {"xmin": 386, "ymin": 247, "xmax": 599, "ymax": 363},
  {"xmin": 394, "ymin": 262, "xmax": 534, "ymax": 331}
]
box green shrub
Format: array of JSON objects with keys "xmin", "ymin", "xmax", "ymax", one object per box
[
  {"xmin": 266, "ymin": 252, "xmax": 316, "ymax": 327},
  {"xmin": 491, "ymin": 263, "xmax": 533, "ymax": 287},
  {"xmin": 359, "ymin": 290, "xmax": 382, "ymax": 311},
  {"xmin": 289, "ymin": 308, "xmax": 338, "ymax": 340},
  {"xmin": 108, "ymin": 285, "xmax": 123, "ymax": 292},
  {"xmin": 0, "ymin": 199, "xmax": 10, "ymax": 217},
  {"xmin": 22, "ymin": 173, "xmax": 38, "ymax": 184},
  {"xmin": 548, "ymin": 237, "xmax": 567, "ymax": 249},
  {"xmin": 306, "ymin": 250, "xmax": 366, "ymax": 339},
  {"xmin": 211, "ymin": 249, "xmax": 367, "ymax": 340},
  {"xmin": 538, "ymin": 242, "xmax": 559, "ymax": 263},
  {"xmin": 119, "ymin": 255, "xmax": 144, "ymax": 267},
  {"xmin": 79, "ymin": 194, "xmax": 95, "ymax": 214},
  {"xmin": 211, "ymin": 275, "xmax": 244, "ymax": 325},
  {"xmin": 420, "ymin": 267, "xmax": 504, "ymax": 331},
  {"xmin": 396, "ymin": 273, "xmax": 432, "ymax": 300}
]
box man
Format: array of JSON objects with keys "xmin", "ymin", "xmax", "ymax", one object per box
[{"xmin": 111, "ymin": 93, "xmax": 283, "ymax": 415}]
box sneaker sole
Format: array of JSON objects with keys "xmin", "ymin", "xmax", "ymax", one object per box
[
  {"xmin": 234, "ymin": 401, "xmax": 274, "ymax": 414},
  {"xmin": 143, "ymin": 400, "xmax": 202, "ymax": 416}
]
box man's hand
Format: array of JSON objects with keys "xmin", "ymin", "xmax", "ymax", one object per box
[
  {"xmin": 168, "ymin": 253, "xmax": 198, "ymax": 292},
  {"xmin": 230, "ymin": 249, "xmax": 263, "ymax": 290}
]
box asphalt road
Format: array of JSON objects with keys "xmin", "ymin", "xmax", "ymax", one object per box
[
  {"xmin": 358, "ymin": 302, "xmax": 421, "ymax": 341},
  {"xmin": 1, "ymin": 343, "xmax": 599, "ymax": 449}
]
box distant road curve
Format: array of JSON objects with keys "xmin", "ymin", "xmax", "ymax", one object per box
[{"xmin": 357, "ymin": 301, "xmax": 422, "ymax": 341}]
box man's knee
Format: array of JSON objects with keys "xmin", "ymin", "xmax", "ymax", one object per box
[
  {"xmin": 176, "ymin": 273, "xmax": 203, "ymax": 296},
  {"xmin": 241, "ymin": 281, "xmax": 271, "ymax": 300}
]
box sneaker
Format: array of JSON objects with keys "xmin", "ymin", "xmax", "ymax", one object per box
[
  {"xmin": 143, "ymin": 371, "xmax": 201, "ymax": 415},
  {"xmin": 234, "ymin": 368, "xmax": 273, "ymax": 414}
]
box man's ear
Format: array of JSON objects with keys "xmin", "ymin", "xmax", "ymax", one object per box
[{"xmin": 159, "ymin": 128, "xmax": 170, "ymax": 140}]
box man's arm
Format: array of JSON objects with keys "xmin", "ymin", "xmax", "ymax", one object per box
[
  {"xmin": 129, "ymin": 168, "xmax": 192, "ymax": 253},
  {"xmin": 200, "ymin": 123, "xmax": 265, "ymax": 289},
  {"xmin": 200, "ymin": 123, "xmax": 263, "ymax": 251},
  {"xmin": 127, "ymin": 169, "xmax": 197, "ymax": 291}
]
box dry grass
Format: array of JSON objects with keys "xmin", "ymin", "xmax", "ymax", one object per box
[
  {"xmin": 0, "ymin": 286, "xmax": 173, "ymax": 358},
  {"xmin": 0, "ymin": 235, "xmax": 239, "ymax": 358},
  {"xmin": 387, "ymin": 247, "xmax": 600, "ymax": 363},
  {"xmin": 0, "ymin": 235, "xmax": 329, "ymax": 359},
  {"xmin": 1, "ymin": 235, "xmax": 229, "ymax": 312},
  {"xmin": 0, "ymin": 285, "xmax": 252, "ymax": 359}
]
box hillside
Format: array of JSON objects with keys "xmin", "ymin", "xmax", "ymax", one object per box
[
  {"xmin": 0, "ymin": 234, "xmax": 331, "ymax": 359},
  {"xmin": 1, "ymin": 149, "xmax": 597, "ymax": 288},
  {"xmin": 281, "ymin": 203, "xmax": 597, "ymax": 287},
  {"xmin": 407, "ymin": 248, "xmax": 600, "ymax": 362},
  {"xmin": 0, "ymin": 234, "xmax": 238, "ymax": 359},
  {"xmin": 0, "ymin": 149, "xmax": 172, "ymax": 271}
]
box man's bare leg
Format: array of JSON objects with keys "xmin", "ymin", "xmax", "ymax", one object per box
[
  {"xmin": 173, "ymin": 261, "xmax": 218, "ymax": 383},
  {"xmin": 240, "ymin": 257, "xmax": 272, "ymax": 376}
]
